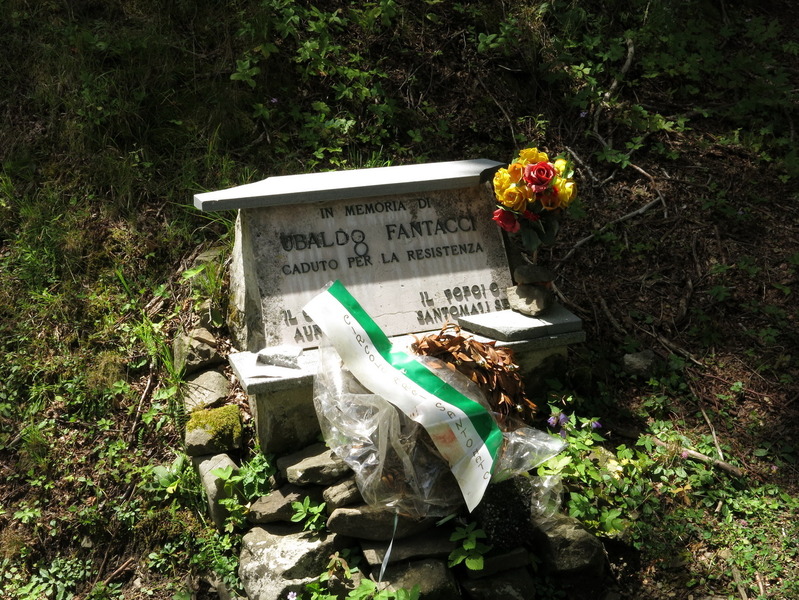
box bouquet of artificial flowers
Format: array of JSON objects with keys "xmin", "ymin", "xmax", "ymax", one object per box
[{"xmin": 491, "ymin": 147, "xmax": 577, "ymax": 256}]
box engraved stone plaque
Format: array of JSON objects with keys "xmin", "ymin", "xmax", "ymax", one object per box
[
  {"xmin": 196, "ymin": 160, "xmax": 513, "ymax": 349},
  {"xmin": 248, "ymin": 187, "xmax": 510, "ymax": 347}
]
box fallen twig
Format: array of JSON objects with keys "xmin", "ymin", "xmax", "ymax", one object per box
[
  {"xmin": 128, "ymin": 371, "xmax": 156, "ymax": 442},
  {"xmin": 689, "ymin": 369, "xmax": 772, "ymax": 399},
  {"xmin": 633, "ymin": 323, "xmax": 704, "ymax": 367},
  {"xmin": 477, "ymin": 77, "xmax": 515, "ymax": 145},
  {"xmin": 550, "ymin": 280, "xmax": 591, "ymax": 318},
  {"xmin": 599, "ymin": 296, "xmax": 627, "ymax": 336},
  {"xmin": 685, "ymin": 376, "xmax": 726, "ymax": 460},
  {"xmin": 730, "ymin": 562, "xmax": 749, "ymax": 600},
  {"xmin": 592, "ymin": 38, "xmax": 635, "ymax": 142},
  {"xmin": 103, "ymin": 557, "xmax": 135, "ymax": 585},
  {"xmin": 755, "ymin": 572, "xmax": 767, "ymax": 597},
  {"xmin": 698, "ymin": 403, "xmax": 725, "ymax": 462},
  {"xmin": 627, "ymin": 162, "xmax": 668, "ymax": 215},
  {"xmin": 565, "ymin": 145, "xmax": 600, "ymax": 185},
  {"xmin": 651, "ymin": 436, "xmax": 745, "ymax": 478},
  {"xmin": 559, "ymin": 196, "xmax": 662, "ymax": 263}
]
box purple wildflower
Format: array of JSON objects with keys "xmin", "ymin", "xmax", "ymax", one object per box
[
  {"xmin": 590, "ymin": 421, "xmax": 602, "ymax": 429},
  {"xmin": 548, "ymin": 412, "xmax": 569, "ymax": 428},
  {"xmin": 287, "ymin": 592, "xmax": 298, "ymax": 600}
]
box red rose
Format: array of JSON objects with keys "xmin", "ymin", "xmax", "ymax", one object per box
[
  {"xmin": 492, "ymin": 208, "xmax": 520, "ymax": 233},
  {"xmin": 523, "ymin": 161, "xmax": 556, "ymax": 193}
]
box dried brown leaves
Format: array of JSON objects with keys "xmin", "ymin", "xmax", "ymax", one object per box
[{"xmin": 411, "ymin": 322, "xmax": 536, "ymax": 424}]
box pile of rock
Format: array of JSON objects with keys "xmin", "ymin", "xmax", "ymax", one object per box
[
  {"xmin": 172, "ymin": 325, "xmax": 610, "ymax": 600},
  {"xmin": 171, "ymin": 280, "xmax": 609, "ymax": 600},
  {"xmin": 235, "ymin": 442, "xmax": 608, "ymax": 600}
]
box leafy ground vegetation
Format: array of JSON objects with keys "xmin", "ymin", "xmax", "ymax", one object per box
[{"xmin": 1, "ymin": 0, "xmax": 797, "ymax": 598}]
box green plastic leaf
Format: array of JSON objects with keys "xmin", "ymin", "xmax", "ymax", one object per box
[
  {"xmin": 539, "ymin": 218, "xmax": 560, "ymax": 245},
  {"xmin": 519, "ymin": 227, "xmax": 542, "ymax": 253}
]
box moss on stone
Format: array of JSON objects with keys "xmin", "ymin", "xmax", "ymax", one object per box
[{"xmin": 187, "ymin": 404, "xmax": 241, "ymax": 441}]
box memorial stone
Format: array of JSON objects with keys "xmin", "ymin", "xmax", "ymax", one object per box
[
  {"xmin": 195, "ymin": 160, "xmax": 513, "ymax": 351},
  {"xmin": 194, "ymin": 159, "xmax": 584, "ymax": 455}
]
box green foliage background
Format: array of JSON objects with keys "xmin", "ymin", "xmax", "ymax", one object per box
[{"xmin": 1, "ymin": 0, "xmax": 797, "ymax": 598}]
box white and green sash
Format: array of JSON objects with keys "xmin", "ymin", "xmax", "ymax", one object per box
[{"xmin": 303, "ymin": 281, "xmax": 503, "ymax": 511}]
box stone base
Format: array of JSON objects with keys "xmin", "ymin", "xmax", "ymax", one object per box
[
  {"xmin": 228, "ymin": 350, "xmax": 320, "ymax": 456},
  {"xmin": 229, "ymin": 305, "xmax": 584, "ymax": 456}
]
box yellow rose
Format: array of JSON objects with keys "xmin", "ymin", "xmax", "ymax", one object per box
[
  {"xmin": 539, "ymin": 188, "xmax": 561, "ymax": 210},
  {"xmin": 493, "ymin": 168, "xmax": 511, "ymax": 196},
  {"xmin": 553, "ymin": 158, "xmax": 568, "ymax": 176},
  {"xmin": 507, "ymin": 161, "xmax": 524, "ymax": 183},
  {"xmin": 518, "ymin": 147, "xmax": 549, "ymax": 165},
  {"xmin": 556, "ymin": 179, "xmax": 576, "ymax": 206},
  {"xmin": 499, "ymin": 185, "xmax": 528, "ymax": 212},
  {"xmin": 519, "ymin": 182, "xmax": 535, "ymax": 200}
]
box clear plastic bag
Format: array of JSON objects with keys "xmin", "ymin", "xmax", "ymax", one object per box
[
  {"xmin": 492, "ymin": 428, "xmax": 567, "ymax": 484},
  {"xmin": 529, "ymin": 474, "xmax": 564, "ymax": 521},
  {"xmin": 313, "ymin": 336, "xmax": 566, "ymax": 519}
]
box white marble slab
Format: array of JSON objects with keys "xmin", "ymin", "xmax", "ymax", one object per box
[
  {"xmin": 194, "ymin": 159, "xmax": 502, "ymax": 211},
  {"xmin": 229, "ymin": 348, "xmax": 318, "ymax": 394},
  {"xmin": 456, "ymin": 305, "xmax": 583, "ymax": 342}
]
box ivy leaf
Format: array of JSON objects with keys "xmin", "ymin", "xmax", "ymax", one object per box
[
  {"xmin": 349, "ymin": 579, "xmax": 377, "ymax": 599},
  {"xmin": 211, "ymin": 466, "xmax": 234, "ymax": 481},
  {"xmin": 447, "ymin": 547, "xmax": 468, "ymax": 567}
]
